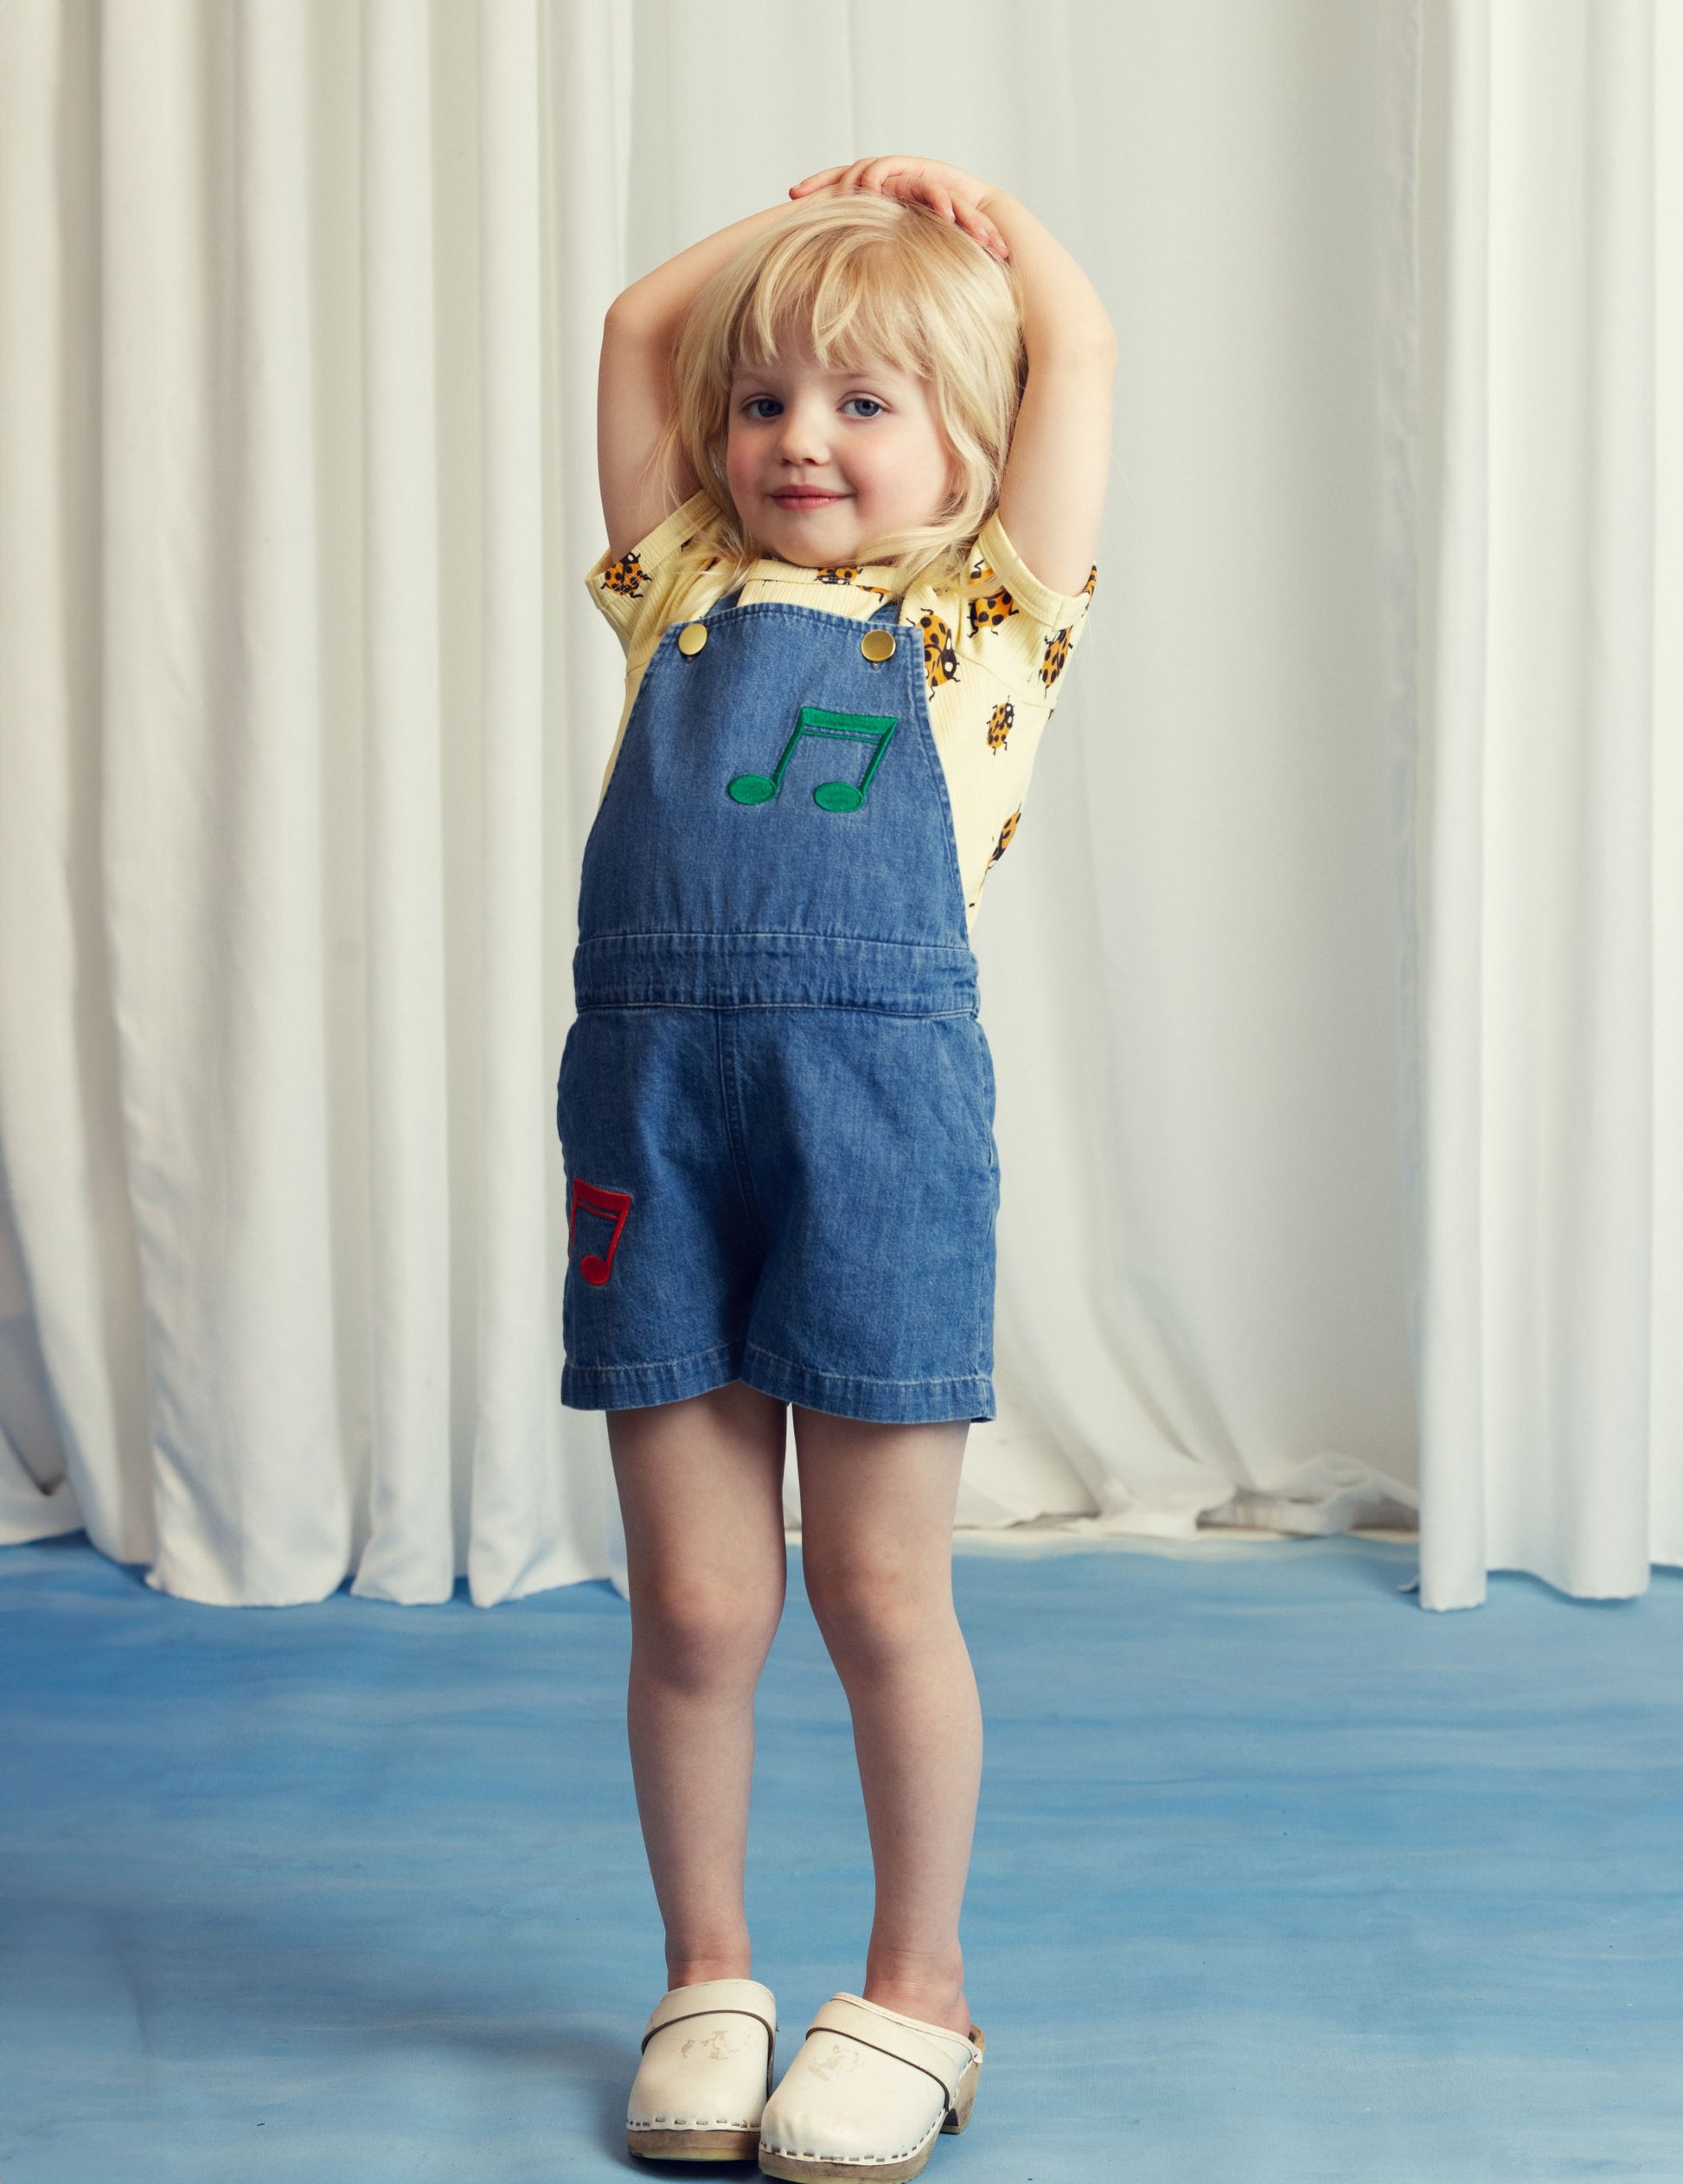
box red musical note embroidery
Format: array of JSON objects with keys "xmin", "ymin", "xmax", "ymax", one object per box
[{"xmin": 569, "ymin": 1178, "xmax": 633, "ymax": 1285}]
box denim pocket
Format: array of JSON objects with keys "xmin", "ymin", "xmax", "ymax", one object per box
[
  {"xmin": 967, "ymin": 1016, "xmax": 999, "ymax": 1174},
  {"xmin": 928, "ymin": 1014, "xmax": 997, "ymax": 1180}
]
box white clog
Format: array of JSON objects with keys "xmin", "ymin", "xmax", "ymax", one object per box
[
  {"xmin": 626, "ymin": 1976, "xmax": 778, "ymax": 2162},
  {"xmin": 757, "ymin": 1991, "xmax": 984, "ymax": 2183}
]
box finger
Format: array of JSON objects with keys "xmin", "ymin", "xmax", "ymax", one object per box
[
  {"xmin": 857, "ymin": 156, "xmax": 910, "ymax": 193},
  {"xmin": 968, "ymin": 210, "xmax": 1009, "ymax": 258},
  {"xmin": 949, "ymin": 197, "xmax": 1000, "ymax": 249},
  {"xmin": 790, "ymin": 165, "xmax": 848, "ymax": 195},
  {"xmin": 891, "ymin": 176, "xmax": 956, "ymax": 223},
  {"xmin": 882, "ymin": 174, "xmax": 947, "ymax": 218}
]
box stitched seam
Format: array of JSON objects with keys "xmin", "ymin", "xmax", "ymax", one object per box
[
  {"xmin": 632, "ymin": 2105, "xmax": 755, "ymax": 2123},
  {"xmin": 573, "ymin": 1002, "xmax": 977, "ymax": 1021},
  {"xmin": 895, "ymin": 622, "xmax": 971, "ymax": 917},
  {"xmin": 566, "ymin": 1342, "xmax": 736, "ymax": 1376},
  {"xmin": 714, "ymin": 1011, "xmax": 767, "ymax": 1249},
  {"xmin": 576, "ymin": 928, "xmax": 974, "ymax": 952},
  {"xmin": 761, "ymin": 2114, "xmax": 944, "ymax": 2162},
  {"xmin": 748, "ymin": 1347, "xmax": 989, "ymax": 1393},
  {"xmin": 973, "ymin": 1023, "xmax": 993, "ymax": 1374},
  {"xmin": 683, "ymin": 600, "xmax": 909, "ymax": 633}
]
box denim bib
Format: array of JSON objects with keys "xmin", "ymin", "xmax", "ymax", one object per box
[{"xmin": 572, "ymin": 592, "xmax": 979, "ymax": 1016}]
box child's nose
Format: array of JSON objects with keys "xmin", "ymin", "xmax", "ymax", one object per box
[{"xmin": 775, "ymin": 403, "xmax": 831, "ymax": 461}]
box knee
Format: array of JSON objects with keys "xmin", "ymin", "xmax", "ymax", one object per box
[
  {"xmin": 803, "ymin": 1553, "xmax": 949, "ymax": 1675},
  {"xmin": 631, "ymin": 1567, "xmax": 782, "ymax": 1691}
]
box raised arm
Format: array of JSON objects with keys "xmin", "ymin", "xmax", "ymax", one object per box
[
  {"xmin": 971, "ymin": 187, "xmax": 1116, "ymax": 596},
  {"xmin": 598, "ymin": 199, "xmax": 817, "ymax": 561},
  {"xmin": 790, "ymin": 159, "xmax": 1116, "ymax": 596}
]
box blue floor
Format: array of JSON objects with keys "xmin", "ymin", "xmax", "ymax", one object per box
[{"xmin": 3, "ymin": 1531, "xmax": 1680, "ymax": 2183}]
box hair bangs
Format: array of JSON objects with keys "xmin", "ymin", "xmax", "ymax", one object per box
[{"xmin": 733, "ymin": 230, "xmax": 939, "ymax": 381}]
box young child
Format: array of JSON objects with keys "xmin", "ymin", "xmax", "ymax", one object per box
[{"xmin": 557, "ymin": 155, "xmax": 1113, "ymax": 2181}]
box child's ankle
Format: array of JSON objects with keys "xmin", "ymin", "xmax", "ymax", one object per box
[
  {"xmin": 860, "ymin": 1972, "xmax": 971, "ymax": 2038},
  {"xmin": 664, "ymin": 1953, "xmax": 754, "ymax": 1989}
]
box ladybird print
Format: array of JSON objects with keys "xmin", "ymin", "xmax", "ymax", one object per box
[
  {"xmin": 1040, "ymin": 626, "xmax": 1073, "ymax": 688},
  {"xmin": 968, "ymin": 554, "xmax": 995, "ymax": 583},
  {"xmin": 599, "ymin": 551, "xmax": 647, "ymax": 599},
  {"xmin": 815, "ymin": 564, "xmax": 861, "ymax": 584},
  {"xmin": 985, "ymin": 701, "xmax": 1015, "ymax": 753},
  {"xmin": 1081, "ymin": 564, "xmax": 1097, "ymax": 599},
  {"xmin": 977, "ymin": 804, "xmax": 1022, "ymax": 894},
  {"xmin": 967, "ymin": 587, "xmax": 1018, "ymax": 637},
  {"xmin": 918, "ymin": 608, "xmax": 960, "ymax": 693}
]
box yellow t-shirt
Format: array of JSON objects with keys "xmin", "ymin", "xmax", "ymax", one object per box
[{"xmin": 582, "ymin": 490, "xmax": 1097, "ymax": 933}]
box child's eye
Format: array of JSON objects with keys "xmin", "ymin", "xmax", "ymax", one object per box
[{"xmin": 739, "ymin": 395, "xmax": 885, "ymax": 420}]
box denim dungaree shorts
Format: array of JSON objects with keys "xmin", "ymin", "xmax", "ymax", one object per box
[{"xmin": 555, "ymin": 584, "xmax": 1000, "ymax": 1425}]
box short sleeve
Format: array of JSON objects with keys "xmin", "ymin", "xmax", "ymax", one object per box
[
  {"xmin": 954, "ymin": 510, "xmax": 1098, "ymax": 699},
  {"xmin": 583, "ymin": 489, "xmax": 715, "ymax": 658}
]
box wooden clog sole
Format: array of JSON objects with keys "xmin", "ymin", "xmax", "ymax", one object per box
[
  {"xmin": 757, "ymin": 2029, "xmax": 983, "ymax": 2184},
  {"xmin": 630, "ymin": 2122, "xmax": 761, "ymax": 2160}
]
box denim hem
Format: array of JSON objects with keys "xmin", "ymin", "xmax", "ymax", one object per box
[
  {"xmin": 739, "ymin": 1345, "xmax": 995, "ymax": 1426},
  {"xmin": 560, "ymin": 1342, "xmax": 741, "ymax": 1412}
]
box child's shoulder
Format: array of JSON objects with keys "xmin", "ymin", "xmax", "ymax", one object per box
[
  {"xmin": 910, "ymin": 509, "xmax": 1100, "ymax": 700},
  {"xmin": 584, "ymin": 490, "xmax": 717, "ymax": 658}
]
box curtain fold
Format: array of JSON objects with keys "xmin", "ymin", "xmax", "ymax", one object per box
[
  {"xmin": 967, "ymin": 0, "xmax": 1421, "ymax": 1543},
  {"xmin": 463, "ymin": 0, "xmax": 604, "ymax": 1604},
  {"xmin": 0, "ymin": 0, "xmax": 630, "ymax": 1604},
  {"xmin": 350, "ymin": 0, "xmax": 454, "ymax": 1603},
  {"xmin": 1415, "ymin": 0, "xmax": 1675, "ymax": 1607},
  {"xmin": 99, "ymin": 0, "xmax": 355, "ymax": 1606},
  {"xmin": 0, "ymin": 0, "xmax": 157, "ymax": 1568}
]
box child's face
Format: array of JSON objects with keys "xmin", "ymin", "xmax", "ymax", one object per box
[{"xmin": 725, "ymin": 344, "xmax": 957, "ymax": 566}]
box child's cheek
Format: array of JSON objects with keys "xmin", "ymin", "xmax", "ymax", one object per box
[{"xmin": 724, "ymin": 433, "xmax": 753, "ymax": 506}]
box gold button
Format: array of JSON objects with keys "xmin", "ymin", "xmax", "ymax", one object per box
[
  {"xmin": 861, "ymin": 627, "xmax": 897, "ymax": 662},
  {"xmin": 677, "ymin": 622, "xmax": 708, "ymax": 656}
]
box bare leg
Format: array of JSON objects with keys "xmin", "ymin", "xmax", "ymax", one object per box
[
  {"xmin": 792, "ymin": 1408, "xmax": 980, "ymax": 2038},
  {"xmin": 608, "ymin": 1380, "xmax": 790, "ymax": 1989}
]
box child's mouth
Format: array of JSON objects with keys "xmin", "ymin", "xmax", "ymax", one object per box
[{"xmin": 772, "ymin": 491, "xmax": 846, "ymax": 509}]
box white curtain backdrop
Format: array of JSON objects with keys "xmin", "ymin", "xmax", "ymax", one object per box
[
  {"xmin": 0, "ymin": 0, "xmax": 1671, "ymax": 1609},
  {"xmin": 1411, "ymin": 0, "xmax": 1682, "ymax": 1606}
]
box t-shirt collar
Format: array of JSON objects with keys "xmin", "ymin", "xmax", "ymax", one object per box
[{"xmin": 744, "ymin": 556, "xmax": 899, "ymax": 586}]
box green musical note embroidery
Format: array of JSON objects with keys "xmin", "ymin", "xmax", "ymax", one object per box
[{"xmin": 727, "ymin": 707, "xmax": 898, "ymax": 813}]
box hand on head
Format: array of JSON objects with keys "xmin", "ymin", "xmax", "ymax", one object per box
[{"xmin": 789, "ymin": 157, "xmax": 1010, "ymax": 263}]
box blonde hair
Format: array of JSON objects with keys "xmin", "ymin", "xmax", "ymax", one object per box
[{"xmin": 644, "ymin": 194, "xmax": 1027, "ymax": 626}]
